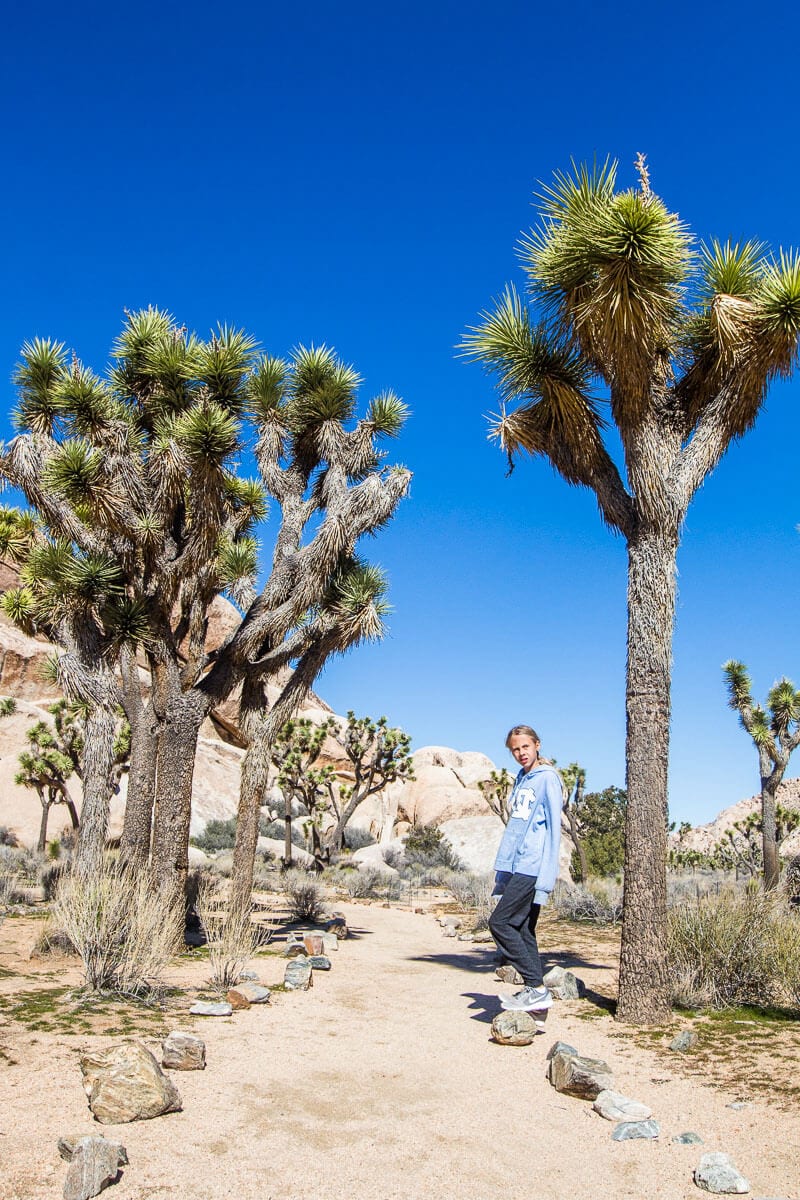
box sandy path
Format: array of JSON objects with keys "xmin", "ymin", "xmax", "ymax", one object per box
[{"xmin": 1, "ymin": 902, "xmax": 799, "ymax": 1200}]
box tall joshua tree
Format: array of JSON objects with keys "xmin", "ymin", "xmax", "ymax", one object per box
[
  {"xmin": 463, "ymin": 157, "xmax": 800, "ymax": 1023},
  {"xmin": 723, "ymin": 661, "xmax": 800, "ymax": 888}
]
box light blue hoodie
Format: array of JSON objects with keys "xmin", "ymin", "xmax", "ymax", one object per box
[{"xmin": 493, "ymin": 763, "xmax": 563, "ymax": 905}]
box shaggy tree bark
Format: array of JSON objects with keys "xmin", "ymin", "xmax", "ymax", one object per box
[
  {"xmin": 616, "ymin": 527, "xmax": 677, "ymax": 1024},
  {"xmin": 119, "ymin": 649, "xmax": 159, "ymax": 870},
  {"xmin": 73, "ymin": 703, "xmax": 118, "ymax": 877}
]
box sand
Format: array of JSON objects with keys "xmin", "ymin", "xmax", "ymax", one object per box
[{"xmin": 1, "ymin": 900, "xmax": 799, "ymax": 1200}]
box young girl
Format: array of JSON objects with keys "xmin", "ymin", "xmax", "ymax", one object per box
[{"xmin": 489, "ymin": 724, "xmax": 563, "ymax": 1011}]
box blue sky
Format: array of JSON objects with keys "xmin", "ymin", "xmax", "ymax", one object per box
[{"xmin": 2, "ymin": 0, "xmax": 800, "ymax": 825}]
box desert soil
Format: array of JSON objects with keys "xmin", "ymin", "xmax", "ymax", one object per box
[{"xmin": 1, "ymin": 899, "xmax": 799, "ymax": 1200}]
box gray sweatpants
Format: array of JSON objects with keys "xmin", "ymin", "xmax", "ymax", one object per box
[{"xmin": 488, "ymin": 872, "xmax": 543, "ymax": 987}]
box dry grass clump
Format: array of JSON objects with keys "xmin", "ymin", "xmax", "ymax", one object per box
[
  {"xmin": 281, "ymin": 870, "xmax": 327, "ymax": 923},
  {"xmin": 443, "ymin": 871, "xmax": 494, "ymax": 928},
  {"xmin": 551, "ymin": 880, "xmax": 624, "ymax": 925},
  {"xmin": 51, "ymin": 861, "xmax": 182, "ymax": 997},
  {"xmin": 195, "ymin": 878, "xmax": 260, "ymax": 991},
  {"xmin": 667, "ymin": 885, "xmax": 800, "ymax": 1010}
]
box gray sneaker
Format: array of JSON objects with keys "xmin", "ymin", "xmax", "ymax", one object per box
[{"xmin": 499, "ymin": 985, "xmax": 553, "ymax": 1011}]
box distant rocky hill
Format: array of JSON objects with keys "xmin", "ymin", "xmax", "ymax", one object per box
[{"xmin": 669, "ymin": 779, "xmax": 800, "ymax": 860}]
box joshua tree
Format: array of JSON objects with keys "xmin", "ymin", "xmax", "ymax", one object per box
[
  {"xmin": 723, "ymin": 661, "xmax": 800, "ymax": 889},
  {"xmin": 559, "ymin": 762, "xmax": 589, "ymax": 882},
  {"xmin": 322, "ymin": 711, "xmax": 414, "ymax": 860},
  {"xmin": 477, "ymin": 769, "xmax": 514, "ymax": 824},
  {"xmin": 269, "ymin": 716, "xmax": 338, "ymax": 865},
  {"xmin": 463, "ymin": 157, "xmax": 800, "ymax": 1022},
  {"xmin": 2, "ymin": 316, "xmax": 410, "ymax": 907}
]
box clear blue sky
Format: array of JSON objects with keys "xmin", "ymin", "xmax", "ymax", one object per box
[{"xmin": 3, "ymin": 0, "xmax": 799, "ymax": 825}]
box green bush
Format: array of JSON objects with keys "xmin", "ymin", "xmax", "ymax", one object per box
[
  {"xmin": 343, "ymin": 825, "xmax": 377, "ymax": 851},
  {"xmin": 191, "ymin": 818, "xmax": 237, "ymax": 853},
  {"xmin": 404, "ymin": 824, "xmax": 462, "ymax": 871},
  {"xmin": 667, "ymin": 886, "xmax": 800, "ymax": 1010},
  {"xmin": 258, "ymin": 816, "xmax": 306, "ymax": 848}
]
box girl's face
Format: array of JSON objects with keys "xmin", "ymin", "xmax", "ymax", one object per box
[{"xmin": 508, "ymin": 733, "xmax": 540, "ymax": 772}]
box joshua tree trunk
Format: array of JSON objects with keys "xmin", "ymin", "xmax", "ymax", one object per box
[
  {"xmin": 119, "ymin": 707, "xmax": 159, "ymax": 871},
  {"xmin": 760, "ymin": 762, "xmax": 781, "ymax": 890},
  {"xmin": 73, "ymin": 704, "xmax": 118, "ymax": 877},
  {"xmin": 617, "ymin": 527, "xmax": 677, "ymax": 1025},
  {"xmin": 37, "ymin": 794, "xmax": 51, "ymax": 853},
  {"xmin": 229, "ymin": 648, "xmax": 330, "ymax": 918},
  {"xmin": 565, "ymin": 809, "xmax": 589, "ymax": 883},
  {"xmin": 150, "ymin": 692, "xmax": 206, "ymax": 902}
]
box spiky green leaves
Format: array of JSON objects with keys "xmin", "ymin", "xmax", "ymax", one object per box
[
  {"xmin": 193, "ymin": 326, "xmax": 260, "ymax": 411},
  {"xmin": 367, "ymin": 392, "xmax": 408, "ymax": 439},
  {"xmin": 43, "ymin": 440, "xmax": 103, "ymax": 504},
  {"xmin": 13, "ymin": 339, "xmax": 68, "ymax": 434},
  {"xmin": 175, "ymin": 403, "xmax": 239, "ymax": 469},
  {"xmin": 521, "ymin": 159, "xmax": 692, "ymax": 396},
  {"xmin": 757, "ymin": 250, "xmax": 800, "ymax": 372},
  {"xmin": 461, "ymin": 285, "xmax": 611, "ymax": 488},
  {"xmin": 216, "ymin": 537, "xmax": 258, "ymax": 608},
  {"xmin": 324, "ymin": 558, "xmax": 389, "ymax": 646}
]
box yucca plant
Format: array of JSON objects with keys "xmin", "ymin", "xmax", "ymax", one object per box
[{"xmin": 463, "ymin": 156, "xmax": 800, "ymax": 1024}]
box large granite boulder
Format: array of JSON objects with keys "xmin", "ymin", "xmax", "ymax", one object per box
[{"xmin": 80, "ymin": 1042, "xmax": 182, "ymax": 1124}]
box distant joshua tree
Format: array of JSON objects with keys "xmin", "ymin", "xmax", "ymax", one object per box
[{"xmin": 723, "ymin": 661, "xmax": 800, "ymax": 888}]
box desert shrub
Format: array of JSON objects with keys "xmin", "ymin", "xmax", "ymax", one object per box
[
  {"xmin": 667, "ymin": 886, "xmax": 800, "ymax": 1010},
  {"xmin": 551, "ymin": 880, "xmax": 623, "ymax": 925},
  {"xmin": 41, "ymin": 862, "xmax": 67, "ymax": 901},
  {"xmin": 191, "ymin": 817, "xmax": 237, "ymax": 853},
  {"xmin": 342, "ymin": 867, "xmax": 403, "ymax": 901},
  {"xmin": 404, "ymin": 824, "xmax": 463, "ymax": 871},
  {"xmin": 50, "ymin": 863, "xmax": 182, "ymax": 997},
  {"xmin": 401, "ymin": 861, "xmax": 455, "ymax": 887},
  {"xmin": 381, "ymin": 845, "xmax": 404, "ymax": 870},
  {"xmin": 0, "ymin": 826, "xmax": 19, "ymax": 847},
  {"xmin": 195, "ymin": 880, "xmax": 260, "ymax": 989},
  {"xmin": 444, "ymin": 870, "xmax": 494, "ymax": 916},
  {"xmin": 343, "ymin": 826, "xmax": 377, "ymax": 851},
  {"xmin": 281, "ymin": 870, "xmax": 326, "ymax": 922}
]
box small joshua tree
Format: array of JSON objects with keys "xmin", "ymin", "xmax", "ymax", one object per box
[
  {"xmin": 477, "ymin": 769, "xmax": 514, "ymax": 824},
  {"xmin": 270, "ymin": 717, "xmax": 338, "ymax": 865},
  {"xmin": 723, "ymin": 661, "xmax": 800, "ymax": 888}
]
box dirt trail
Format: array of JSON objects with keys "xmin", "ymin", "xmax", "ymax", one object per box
[{"xmin": 1, "ymin": 902, "xmax": 798, "ymax": 1200}]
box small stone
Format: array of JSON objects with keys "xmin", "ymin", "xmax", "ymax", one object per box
[
  {"xmin": 189, "ymin": 1001, "xmax": 233, "ymax": 1016},
  {"xmin": 324, "ymin": 917, "xmax": 348, "ymax": 938},
  {"xmin": 593, "ymin": 1090, "xmax": 652, "ymax": 1122},
  {"xmin": 546, "ymin": 1040, "xmax": 579, "ymax": 1061},
  {"xmin": 284, "ymin": 942, "xmax": 310, "ymax": 958},
  {"xmin": 442, "ymin": 916, "xmax": 462, "ymax": 929},
  {"xmin": 321, "ymin": 933, "xmax": 339, "ymax": 953},
  {"xmin": 239, "ymin": 970, "xmax": 259, "ymax": 981},
  {"xmin": 458, "ymin": 932, "xmax": 475, "ymax": 941},
  {"xmin": 284, "ymin": 959, "xmax": 313, "ymax": 990},
  {"xmin": 496, "ymin": 965, "xmax": 525, "ymax": 986},
  {"xmin": 611, "ymin": 1119, "xmax": 660, "ymax": 1141},
  {"xmin": 226, "ymin": 988, "xmax": 251, "ymax": 1010},
  {"xmin": 443, "ymin": 926, "xmax": 457, "ymax": 937},
  {"xmin": 414, "ymin": 907, "xmax": 424, "ymax": 914},
  {"xmin": 471, "ymin": 929, "xmax": 494, "ymax": 943},
  {"xmin": 161, "ymin": 1032, "xmax": 206, "ymax": 1071},
  {"xmin": 726, "ymin": 1101, "xmax": 751, "ymax": 1111},
  {"xmin": 303, "ymin": 934, "xmax": 324, "ymax": 955},
  {"xmin": 231, "ymin": 983, "xmax": 270, "ymax": 1004},
  {"xmin": 669, "ymin": 1030, "xmax": 698, "ymax": 1052},
  {"xmin": 694, "ymin": 1151, "xmax": 750, "ymax": 1194},
  {"xmin": 542, "ymin": 965, "xmax": 582, "ymax": 999},
  {"xmin": 62, "ymin": 1136, "xmax": 127, "ymax": 1200},
  {"xmin": 491, "ymin": 1010, "xmax": 542, "ymax": 1045},
  {"xmin": 549, "ymin": 1051, "xmax": 614, "ymax": 1100},
  {"xmin": 308, "ymin": 955, "xmax": 331, "ymax": 971},
  {"xmin": 673, "ymin": 1132, "xmax": 703, "ymax": 1145}
]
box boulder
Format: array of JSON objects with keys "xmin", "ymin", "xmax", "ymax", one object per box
[
  {"xmin": 546, "ymin": 1040, "xmax": 579, "ymax": 1060},
  {"xmin": 308, "ymin": 955, "xmax": 331, "ymax": 971},
  {"xmin": 669, "ymin": 1030, "xmax": 698, "ymax": 1052},
  {"xmin": 62, "ymin": 1136, "xmax": 128, "ymax": 1200},
  {"xmin": 189, "ymin": 1001, "xmax": 233, "ymax": 1016},
  {"xmin": 548, "ymin": 1050, "xmax": 614, "ymax": 1100},
  {"xmin": 496, "ymin": 965, "xmax": 525, "ymax": 985},
  {"xmin": 491, "ymin": 1010, "xmax": 542, "ymax": 1045},
  {"xmin": 161, "ymin": 1032, "xmax": 206, "ymax": 1071},
  {"xmin": 226, "ymin": 989, "xmax": 251, "ymax": 1011},
  {"xmin": 229, "ymin": 983, "xmax": 270, "ymax": 1005},
  {"xmin": 694, "ymin": 1152, "xmax": 751, "ymax": 1194},
  {"xmin": 80, "ymin": 1042, "xmax": 182, "ymax": 1124},
  {"xmin": 303, "ymin": 934, "xmax": 324, "ymax": 956}
]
